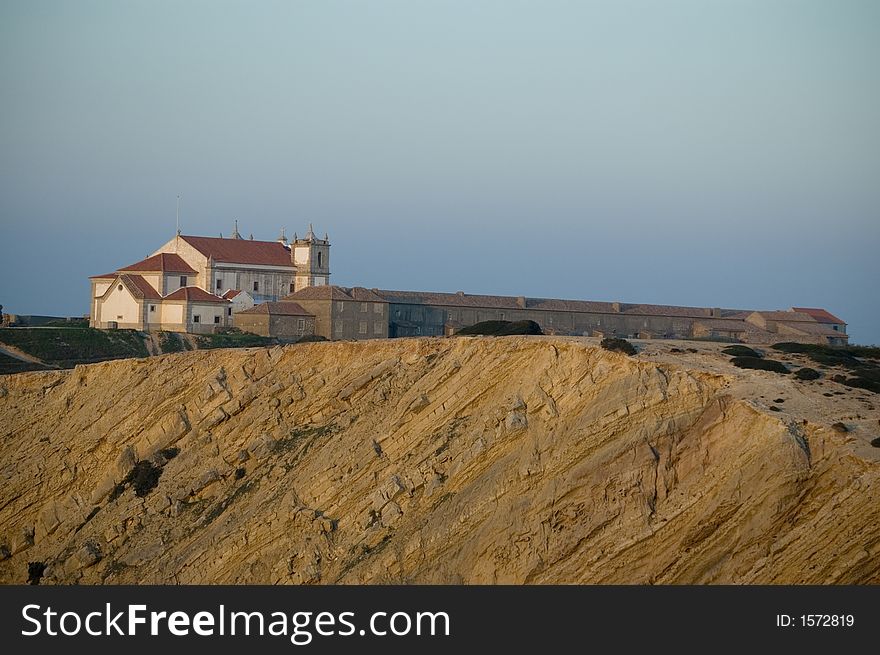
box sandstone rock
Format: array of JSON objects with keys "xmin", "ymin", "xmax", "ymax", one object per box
[{"xmin": 0, "ymin": 337, "xmax": 878, "ymax": 585}]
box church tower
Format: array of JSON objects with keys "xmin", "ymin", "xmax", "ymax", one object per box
[{"xmin": 292, "ymin": 224, "xmax": 330, "ymax": 291}]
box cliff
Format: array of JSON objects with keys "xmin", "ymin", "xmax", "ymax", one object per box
[{"xmin": 0, "ymin": 337, "xmax": 878, "ymax": 584}]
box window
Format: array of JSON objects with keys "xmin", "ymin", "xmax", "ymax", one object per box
[
  {"xmin": 180, "ymin": 276, "xmax": 187, "ymax": 287},
  {"xmin": 361, "ymin": 303, "xmax": 368, "ymax": 312},
  {"xmin": 833, "ymin": 325, "xmax": 839, "ymax": 331},
  {"xmin": 149, "ymin": 305, "xmax": 156, "ymax": 313},
  {"xmin": 289, "ymin": 283, "xmax": 295, "ymax": 293},
  {"xmin": 118, "ymin": 284, "xmax": 123, "ymax": 291},
  {"xmin": 214, "ymin": 316, "xmax": 220, "ymax": 324},
  {"xmin": 359, "ymin": 321, "xmax": 367, "ymax": 334},
  {"xmin": 500, "ymin": 312, "xmax": 506, "ymax": 320},
  {"xmin": 297, "ymin": 319, "xmax": 305, "ymax": 332},
  {"xmin": 373, "ymin": 304, "xmax": 382, "ymax": 314},
  {"xmin": 253, "ymin": 281, "xmax": 259, "ymax": 292},
  {"xmin": 216, "ymin": 279, "xmax": 222, "ymax": 290},
  {"xmin": 227, "ymin": 308, "xmax": 232, "ymax": 316},
  {"xmin": 116, "ymin": 315, "xmax": 123, "ymax": 320},
  {"xmin": 193, "ymin": 315, "xmax": 200, "ymax": 323},
  {"xmin": 374, "ymin": 322, "xmax": 383, "ymax": 334},
  {"xmin": 318, "ymin": 252, "xmax": 322, "ymax": 268}
]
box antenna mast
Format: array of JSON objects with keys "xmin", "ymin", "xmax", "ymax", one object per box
[{"xmin": 176, "ymin": 194, "xmax": 181, "ymax": 236}]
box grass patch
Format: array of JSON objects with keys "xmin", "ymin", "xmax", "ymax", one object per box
[
  {"xmin": 794, "ymin": 367, "xmax": 821, "ymax": 380},
  {"xmin": 43, "ymin": 318, "xmax": 90, "ymax": 328},
  {"xmin": 110, "ymin": 460, "xmax": 165, "ymax": 500},
  {"xmin": 0, "ymin": 327, "xmax": 148, "ymax": 367},
  {"xmin": 600, "ymin": 337, "xmax": 637, "ymax": 356},
  {"xmin": 0, "ymin": 352, "xmax": 49, "ymax": 375},
  {"xmin": 730, "ymin": 356, "xmax": 789, "ymax": 374},
  {"xmin": 295, "ymin": 334, "xmax": 329, "ymax": 343},
  {"xmin": 195, "ymin": 331, "xmax": 275, "ymax": 349},
  {"xmin": 456, "ymin": 320, "xmax": 543, "ymax": 336},
  {"xmin": 201, "ymin": 480, "xmax": 254, "ymax": 527},
  {"xmin": 158, "ymin": 331, "xmax": 185, "ymax": 353},
  {"xmin": 722, "ymin": 345, "xmax": 761, "ymax": 358},
  {"xmin": 27, "ymin": 561, "xmax": 46, "ymax": 585}
]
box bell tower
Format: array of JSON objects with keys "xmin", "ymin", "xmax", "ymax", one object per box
[{"xmin": 292, "ymin": 224, "xmax": 331, "ymax": 291}]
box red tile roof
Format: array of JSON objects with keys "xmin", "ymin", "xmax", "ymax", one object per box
[
  {"xmin": 89, "ymin": 272, "xmax": 119, "ymax": 279},
  {"xmin": 180, "ymin": 235, "xmax": 293, "ymax": 267},
  {"xmin": 791, "ymin": 307, "xmax": 846, "ymax": 325},
  {"xmin": 119, "ymin": 253, "xmax": 197, "ymax": 274},
  {"xmin": 777, "ymin": 321, "xmax": 844, "ymax": 337},
  {"xmin": 119, "ymin": 274, "xmax": 161, "ymax": 300},
  {"xmin": 238, "ymin": 302, "xmax": 313, "ymax": 316},
  {"xmin": 753, "ymin": 310, "xmax": 816, "ymax": 322},
  {"xmin": 222, "ymin": 289, "xmax": 242, "ymax": 299},
  {"xmin": 163, "ymin": 286, "xmax": 229, "ymax": 304},
  {"xmin": 284, "ymin": 285, "xmax": 354, "ymax": 301}
]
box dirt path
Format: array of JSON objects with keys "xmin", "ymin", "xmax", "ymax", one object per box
[{"xmin": 0, "ymin": 344, "xmax": 56, "ymax": 368}]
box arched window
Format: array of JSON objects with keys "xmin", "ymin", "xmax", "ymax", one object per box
[{"xmin": 317, "ymin": 251, "xmax": 323, "ymax": 268}]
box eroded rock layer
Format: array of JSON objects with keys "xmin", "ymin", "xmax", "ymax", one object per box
[{"xmin": 0, "ymin": 337, "xmax": 877, "ymax": 584}]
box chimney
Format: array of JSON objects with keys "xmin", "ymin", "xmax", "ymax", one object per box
[
  {"xmin": 516, "ymin": 296, "xmax": 526, "ymax": 309},
  {"xmin": 612, "ymin": 302, "xmax": 621, "ymax": 313}
]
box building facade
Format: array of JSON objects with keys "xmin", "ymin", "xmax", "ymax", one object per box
[
  {"xmin": 90, "ymin": 226, "xmax": 848, "ymax": 345},
  {"xmin": 89, "ymin": 224, "xmax": 330, "ymax": 333},
  {"xmin": 265, "ymin": 286, "xmax": 848, "ymax": 346}
]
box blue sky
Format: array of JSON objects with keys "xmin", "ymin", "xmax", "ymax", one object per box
[{"xmin": 1, "ymin": 1, "xmax": 878, "ymax": 342}]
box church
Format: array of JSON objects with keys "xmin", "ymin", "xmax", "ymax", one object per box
[{"xmin": 88, "ymin": 224, "xmax": 330, "ymax": 333}]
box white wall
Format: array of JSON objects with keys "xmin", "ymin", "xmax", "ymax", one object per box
[
  {"xmin": 94, "ymin": 281, "xmax": 112, "ymax": 297},
  {"xmin": 99, "ymin": 283, "xmax": 142, "ymax": 326}
]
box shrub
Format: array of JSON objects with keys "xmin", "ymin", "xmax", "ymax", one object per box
[
  {"xmin": 836, "ymin": 376, "xmax": 880, "ymax": 394},
  {"xmin": 27, "ymin": 561, "xmax": 46, "ymax": 585},
  {"xmin": 722, "ymin": 345, "xmax": 761, "ymax": 358},
  {"xmin": 457, "ymin": 320, "xmax": 543, "ymax": 337},
  {"xmin": 296, "ymin": 335, "xmax": 328, "ymax": 343},
  {"xmin": 794, "ymin": 367, "xmax": 821, "ymax": 380},
  {"xmin": 871, "ymin": 437, "xmax": 880, "ymax": 448},
  {"xmin": 600, "ymin": 337, "xmax": 637, "ymax": 356},
  {"xmin": 730, "ymin": 356, "xmax": 789, "ymax": 374}
]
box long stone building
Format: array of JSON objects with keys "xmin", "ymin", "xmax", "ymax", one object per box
[
  {"xmin": 89, "ymin": 226, "xmax": 848, "ymax": 344},
  {"xmin": 274, "ymin": 286, "xmax": 848, "ymax": 346}
]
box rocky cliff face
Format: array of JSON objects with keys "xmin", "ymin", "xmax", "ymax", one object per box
[{"xmin": 0, "ymin": 337, "xmax": 877, "ymax": 584}]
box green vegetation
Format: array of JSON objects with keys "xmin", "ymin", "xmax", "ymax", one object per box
[
  {"xmin": 456, "ymin": 320, "xmax": 543, "ymax": 336},
  {"xmin": 0, "ymin": 352, "xmax": 49, "ymax": 375},
  {"xmin": 771, "ymin": 343, "xmax": 879, "ymax": 393},
  {"xmin": 195, "ymin": 331, "xmax": 275, "ymax": 349},
  {"xmin": 158, "ymin": 331, "xmax": 185, "ymax": 353},
  {"xmin": 793, "ymin": 367, "xmax": 821, "ymax": 381},
  {"xmin": 600, "ymin": 337, "xmax": 637, "ymax": 356},
  {"xmin": 772, "ymin": 342, "xmax": 880, "ymax": 363},
  {"xmin": 730, "ymin": 356, "xmax": 789, "ymax": 374},
  {"xmin": 0, "ymin": 327, "xmax": 148, "ymax": 368},
  {"xmin": 722, "ymin": 345, "xmax": 761, "ymax": 358},
  {"xmin": 43, "ymin": 318, "xmax": 89, "ymax": 329},
  {"xmin": 295, "ymin": 334, "xmax": 328, "ymax": 343},
  {"xmin": 109, "ymin": 460, "xmax": 166, "ymax": 500}
]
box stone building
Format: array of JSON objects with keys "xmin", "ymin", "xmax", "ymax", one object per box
[
  {"xmin": 89, "ymin": 223, "xmax": 330, "ymax": 333},
  {"xmin": 279, "ymin": 286, "xmax": 389, "ymax": 341},
  {"xmin": 233, "ymin": 302, "xmax": 315, "ymax": 339},
  {"xmin": 252, "ymin": 286, "xmax": 847, "ymax": 346}
]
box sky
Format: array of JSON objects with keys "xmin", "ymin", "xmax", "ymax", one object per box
[{"xmin": 1, "ymin": 0, "xmax": 878, "ymax": 343}]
